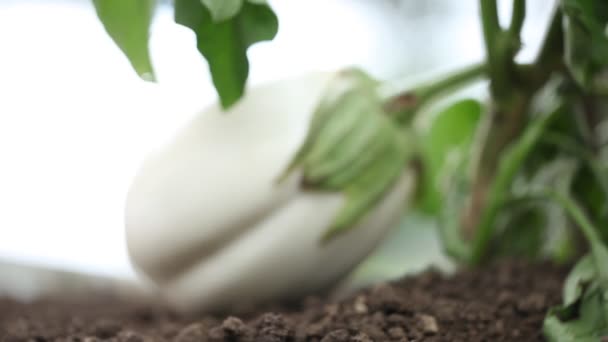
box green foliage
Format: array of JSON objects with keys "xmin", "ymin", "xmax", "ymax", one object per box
[
  {"xmin": 175, "ymin": 0, "xmax": 278, "ymax": 108},
  {"xmin": 92, "ymin": 0, "xmax": 157, "ymax": 81},
  {"xmin": 439, "ymin": 101, "xmax": 562, "ymax": 262},
  {"xmin": 437, "ymin": 72, "xmax": 608, "ymax": 340},
  {"xmin": 561, "ymin": 0, "xmax": 608, "ymax": 94},
  {"xmin": 543, "ymin": 208, "xmax": 608, "ymax": 341},
  {"xmin": 493, "ymin": 187, "xmax": 608, "ymax": 341},
  {"xmin": 417, "ymin": 99, "xmax": 482, "ymax": 214},
  {"xmin": 544, "ymin": 267, "xmax": 608, "ymax": 341},
  {"xmin": 93, "ymin": 0, "xmax": 277, "ymax": 107}
]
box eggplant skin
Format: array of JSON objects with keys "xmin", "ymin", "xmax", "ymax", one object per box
[{"xmin": 124, "ymin": 71, "xmax": 415, "ymax": 312}]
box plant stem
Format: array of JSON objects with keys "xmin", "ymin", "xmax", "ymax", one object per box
[
  {"xmin": 535, "ymin": 9, "xmax": 563, "ymax": 73},
  {"xmin": 517, "ymin": 9, "xmax": 563, "ymax": 89},
  {"xmin": 480, "ymin": 0, "xmax": 501, "ymax": 59},
  {"xmin": 468, "ymin": 103, "xmax": 560, "ymax": 262},
  {"xmin": 415, "ymin": 64, "xmax": 487, "ymax": 107},
  {"xmin": 508, "ymin": 0, "xmax": 526, "ymax": 40},
  {"xmin": 481, "ymin": 0, "xmax": 517, "ymax": 99},
  {"xmin": 461, "ymin": 2, "xmax": 564, "ymax": 256},
  {"xmin": 383, "ymin": 63, "xmax": 487, "ymax": 124},
  {"xmin": 463, "ymin": 93, "xmax": 530, "ymax": 242}
]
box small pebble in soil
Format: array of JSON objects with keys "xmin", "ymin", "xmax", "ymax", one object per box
[
  {"xmin": 353, "ymin": 295, "xmax": 368, "ymax": 314},
  {"xmin": 174, "ymin": 322, "xmax": 209, "ymax": 342},
  {"xmin": 417, "ymin": 313, "xmax": 439, "ymax": 335}
]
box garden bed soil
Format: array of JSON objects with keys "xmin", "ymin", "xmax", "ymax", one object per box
[{"xmin": 1, "ymin": 259, "xmax": 567, "ymax": 341}]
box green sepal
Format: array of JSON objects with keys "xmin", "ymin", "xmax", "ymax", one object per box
[
  {"xmin": 280, "ymin": 67, "xmax": 413, "ymax": 242},
  {"xmin": 321, "ymin": 133, "xmax": 410, "ymax": 241}
]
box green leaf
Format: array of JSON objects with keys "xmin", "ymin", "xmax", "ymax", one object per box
[
  {"xmin": 544, "ymin": 287, "xmax": 608, "ymax": 342},
  {"xmin": 563, "ymin": 255, "xmax": 596, "ymax": 306},
  {"xmin": 418, "ymin": 99, "xmax": 482, "ymax": 214},
  {"xmin": 93, "ymin": 0, "xmax": 156, "ymax": 81},
  {"xmin": 201, "ymin": 0, "xmax": 243, "ymax": 22},
  {"xmin": 543, "ymin": 192, "xmax": 608, "ymax": 341},
  {"xmin": 544, "ymin": 255, "xmax": 608, "ymax": 341},
  {"xmin": 561, "ymin": 0, "xmax": 608, "ymax": 93},
  {"xmin": 544, "ymin": 275, "xmax": 608, "ymax": 341},
  {"xmin": 175, "ymin": 0, "xmax": 278, "ymax": 108}
]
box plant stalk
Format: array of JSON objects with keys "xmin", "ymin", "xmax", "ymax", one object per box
[
  {"xmin": 480, "ymin": 0, "xmax": 501, "ymax": 59},
  {"xmin": 508, "ymin": 0, "xmax": 526, "ymax": 39},
  {"xmin": 383, "ymin": 63, "xmax": 487, "ymax": 124},
  {"xmin": 462, "ymin": 2, "xmax": 563, "ymax": 260}
]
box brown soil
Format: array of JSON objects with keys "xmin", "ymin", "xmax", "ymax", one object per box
[{"xmin": 1, "ymin": 259, "xmax": 567, "ymax": 342}]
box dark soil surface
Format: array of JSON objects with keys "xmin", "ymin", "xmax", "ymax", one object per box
[{"xmin": 1, "ymin": 259, "xmax": 567, "ymax": 341}]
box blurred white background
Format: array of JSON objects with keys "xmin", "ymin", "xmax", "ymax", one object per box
[{"xmin": 0, "ymin": 0, "xmax": 555, "ymax": 282}]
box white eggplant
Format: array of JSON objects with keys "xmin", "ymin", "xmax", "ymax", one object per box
[{"xmin": 125, "ymin": 70, "xmax": 415, "ymax": 312}]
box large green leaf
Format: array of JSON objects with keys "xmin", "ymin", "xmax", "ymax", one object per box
[
  {"xmin": 417, "ymin": 99, "xmax": 482, "ymax": 214},
  {"xmin": 93, "ymin": 0, "xmax": 157, "ymax": 81},
  {"xmin": 175, "ymin": 0, "xmax": 278, "ymax": 108}
]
